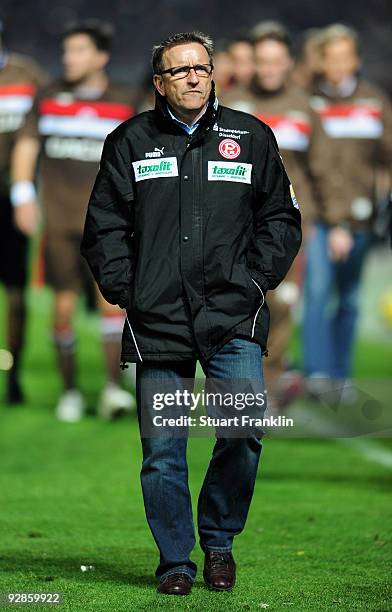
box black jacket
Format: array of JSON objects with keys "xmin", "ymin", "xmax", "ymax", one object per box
[{"xmin": 81, "ymin": 85, "xmax": 302, "ymax": 363}]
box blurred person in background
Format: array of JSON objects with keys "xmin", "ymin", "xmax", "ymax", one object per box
[
  {"xmin": 211, "ymin": 40, "xmax": 234, "ymax": 95},
  {"xmin": 222, "ymin": 22, "xmax": 329, "ymax": 407},
  {"xmin": 304, "ymin": 24, "xmax": 392, "ymax": 393},
  {"xmin": 227, "ymin": 35, "xmax": 255, "ymax": 88},
  {"xmin": 291, "ymin": 28, "xmax": 323, "ymax": 92},
  {"xmin": 11, "ymin": 19, "xmax": 137, "ymax": 421},
  {"xmin": 0, "ymin": 18, "xmax": 48, "ymax": 403}
]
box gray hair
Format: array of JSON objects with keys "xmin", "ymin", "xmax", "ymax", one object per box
[
  {"xmin": 318, "ymin": 23, "xmax": 360, "ymax": 55},
  {"xmin": 152, "ymin": 31, "xmax": 214, "ymax": 74},
  {"xmin": 249, "ymin": 21, "xmax": 293, "ymax": 55}
]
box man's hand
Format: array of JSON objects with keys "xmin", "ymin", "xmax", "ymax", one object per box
[
  {"xmin": 328, "ymin": 226, "xmax": 354, "ymax": 262},
  {"xmin": 10, "ymin": 136, "xmax": 41, "ymax": 236},
  {"xmin": 13, "ymin": 201, "xmax": 40, "ymax": 236}
]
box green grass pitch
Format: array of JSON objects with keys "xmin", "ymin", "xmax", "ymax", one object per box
[{"xmin": 0, "ymin": 288, "xmax": 391, "ymax": 611}]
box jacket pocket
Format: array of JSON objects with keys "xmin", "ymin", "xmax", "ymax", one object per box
[
  {"xmin": 241, "ymin": 266, "xmax": 264, "ymax": 305},
  {"xmin": 248, "ymin": 274, "xmax": 265, "ymax": 307},
  {"xmin": 244, "ymin": 269, "xmax": 266, "ymax": 338}
]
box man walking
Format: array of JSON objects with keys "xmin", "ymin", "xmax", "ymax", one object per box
[{"xmin": 81, "ymin": 31, "xmax": 301, "ymax": 595}]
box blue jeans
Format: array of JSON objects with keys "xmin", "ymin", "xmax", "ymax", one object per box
[
  {"xmin": 303, "ymin": 223, "xmax": 371, "ymax": 379},
  {"xmin": 135, "ymin": 337, "xmax": 265, "ymax": 583}
]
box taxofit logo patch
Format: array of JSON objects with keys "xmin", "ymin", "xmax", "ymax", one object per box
[
  {"xmin": 207, "ymin": 161, "xmax": 252, "ymax": 184},
  {"xmin": 219, "ymin": 138, "xmax": 241, "ymax": 159},
  {"xmin": 132, "ymin": 157, "xmax": 178, "ymax": 182}
]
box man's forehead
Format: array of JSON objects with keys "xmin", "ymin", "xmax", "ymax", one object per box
[
  {"xmin": 63, "ymin": 33, "xmax": 95, "ymax": 49},
  {"xmin": 163, "ymin": 42, "xmax": 209, "ymax": 67},
  {"xmin": 324, "ymin": 37, "xmax": 357, "ymax": 55},
  {"xmin": 255, "ymin": 40, "xmax": 289, "ymax": 57}
]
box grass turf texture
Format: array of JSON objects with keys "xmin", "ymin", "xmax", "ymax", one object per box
[{"xmin": 0, "ymin": 288, "xmax": 391, "ymax": 611}]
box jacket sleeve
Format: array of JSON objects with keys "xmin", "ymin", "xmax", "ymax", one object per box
[
  {"xmin": 247, "ymin": 124, "xmax": 302, "ymax": 292},
  {"xmin": 80, "ymin": 133, "xmax": 135, "ymax": 308},
  {"xmin": 305, "ymin": 107, "xmax": 333, "ymax": 224},
  {"xmin": 378, "ymin": 92, "xmax": 392, "ymax": 178}
]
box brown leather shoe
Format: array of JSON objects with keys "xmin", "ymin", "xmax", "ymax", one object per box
[
  {"xmin": 203, "ymin": 551, "xmax": 236, "ymax": 591},
  {"xmin": 157, "ymin": 572, "xmax": 193, "ymax": 595}
]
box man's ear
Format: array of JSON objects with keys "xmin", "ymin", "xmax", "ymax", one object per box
[
  {"xmin": 98, "ymin": 50, "xmax": 110, "ymax": 71},
  {"xmin": 153, "ymin": 74, "xmax": 165, "ymax": 96}
]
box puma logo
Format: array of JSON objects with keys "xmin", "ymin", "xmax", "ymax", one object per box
[{"xmin": 145, "ymin": 146, "xmax": 165, "ymax": 158}]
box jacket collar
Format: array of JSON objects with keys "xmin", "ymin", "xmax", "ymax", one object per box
[
  {"xmin": 249, "ymin": 76, "xmax": 287, "ymax": 99},
  {"xmin": 317, "ymin": 75, "xmax": 359, "ymax": 100},
  {"xmin": 153, "ymin": 81, "xmax": 219, "ymax": 139}
]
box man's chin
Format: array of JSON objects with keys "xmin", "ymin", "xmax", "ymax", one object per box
[
  {"xmin": 260, "ymin": 81, "xmax": 284, "ymax": 92},
  {"xmin": 181, "ymin": 97, "xmax": 207, "ymax": 110},
  {"xmin": 64, "ymin": 73, "xmax": 86, "ymax": 85}
]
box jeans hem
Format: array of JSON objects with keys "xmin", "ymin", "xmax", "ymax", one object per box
[
  {"xmin": 202, "ymin": 545, "xmax": 233, "ymax": 553},
  {"xmin": 158, "ymin": 567, "xmax": 196, "ymax": 583}
]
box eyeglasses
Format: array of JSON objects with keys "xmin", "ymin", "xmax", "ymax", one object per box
[{"xmin": 160, "ymin": 63, "xmax": 214, "ymax": 79}]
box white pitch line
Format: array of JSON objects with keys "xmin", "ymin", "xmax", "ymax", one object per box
[
  {"xmin": 286, "ymin": 403, "xmax": 392, "ymax": 469},
  {"xmin": 338, "ymin": 438, "xmax": 392, "ymax": 469}
]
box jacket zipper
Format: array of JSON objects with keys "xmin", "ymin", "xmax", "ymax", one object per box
[
  {"xmin": 191, "ymin": 145, "xmax": 214, "ymax": 345},
  {"xmin": 250, "ymin": 277, "xmax": 265, "ymax": 338}
]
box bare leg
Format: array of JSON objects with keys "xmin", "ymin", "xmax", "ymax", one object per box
[
  {"xmin": 96, "ymin": 289, "xmax": 135, "ymax": 418},
  {"xmin": 96, "ymin": 289, "xmax": 124, "ymax": 384},
  {"xmin": 53, "ymin": 290, "xmax": 77, "ymax": 390},
  {"xmin": 6, "ymin": 287, "xmax": 27, "ymax": 403}
]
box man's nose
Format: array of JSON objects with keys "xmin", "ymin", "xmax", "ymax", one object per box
[{"xmin": 187, "ymin": 68, "xmax": 200, "ymax": 84}]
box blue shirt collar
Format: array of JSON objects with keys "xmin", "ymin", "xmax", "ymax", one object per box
[{"xmin": 166, "ymin": 103, "xmax": 208, "ymax": 135}]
